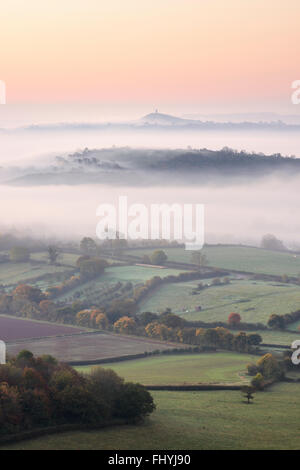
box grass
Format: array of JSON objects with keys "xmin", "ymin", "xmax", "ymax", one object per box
[
  {"xmin": 2, "ymin": 382, "xmax": 300, "ymax": 450},
  {"xmin": 0, "ymin": 262, "xmax": 73, "ymax": 287},
  {"xmin": 125, "ymin": 245, "xmax": 300, "ymax": 276},
  {"xmin": 232, "ymin": 328, "xmax": 300, "ymax": 346},
  {"xmin": 138, "ymin": 279, "xmax": 300, "ymax": 325},
  {"xmin": 100, "ymin": 265, "xmax": 188, "ymax": 283},
  {"xmin": 31, "ymin": 252, "xmax": 127, "ymax": 268},
  {"xmin": 75, "ymin": 352, "xmax": 256, "ymax": 385},
  {"xmin": 56, "ymin": 265, "xmax": 188, "ymax": 303}
]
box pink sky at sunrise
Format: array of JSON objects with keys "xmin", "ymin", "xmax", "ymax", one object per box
[{"xmin": 0, "ymin": 0, "xmax": 299, "ymax": 112}]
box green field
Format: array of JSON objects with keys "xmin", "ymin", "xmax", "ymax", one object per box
[
  {"xmin": 31, "ymin": 251, "xmax": 81, "ymax": 267},
  {"xmin": 31, "ymin": 252, "xmax": 126, "ymax": 268},
  {"xmin": 3, "ymin": 382, "xmax": 300, "ymax": 450},
  {"xmin": 125, "ymin": 245, "xmax": 300, "ymax": 276},
  {"xmin": 138, "ymin": 279, "xmax": 300, "ymax": 325},
  {"xmin": 56, "ymin": 265, "xmax": 187, "ymax": 303},
  {"xmin": 76, "ymin": 352, "xmax": 256, "ymax": 385},
  {"xmin": 231, "ymin": 328, "xmax": 300, "ymax": 346},
  {"xmin": 0, "ymin": 261, "xmax": 73, "ymax": 287},
  {"xmin": 101, "ymin": 265, "xmax": 187, "ymax": 283}
]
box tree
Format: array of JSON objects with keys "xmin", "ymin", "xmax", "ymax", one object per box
[
  {"xmin": 13, "ymin": 284, "xmax": 45, "ymax": 303},
  {"xmin": 261, "ymin": 234, "xmax": 286, "ymax": 251},
  {"xmin": 256, "ymin": 353, "xmax": 283, "ymax": 380},
  {"xmin": 114, "ymin": 382, "xmax": 156, "ymax": 422},
  {"xmin": 191, "ymin": 250, "xmax": 208, "ymax": 269},
  {"xmin": 39, "ymin": 300, "xmax": 56, "ymax": 320},
  {"xmin": 267, "ymin": 314, "xmax": 285, "ymax": 330},
  {"xmin": 233, "ymin": 332, "xmax": 249, "ymax": 352},
  {"xmin": 80, "ymin": 237, "xmax": 98, "ymax": 256},
  {"xmin": 139, "ymin": 311, "xmax": 158, "ymax": 326},
  {"xmin": 246, "ymin": 363, "xmax": 259, "ymax": 376},
  {"xmin": 76, "ymin": 309, "xmax": 92, "ymax": 327},
  {"xmin": 251, "ymin": 372, "xmax": 264, "ymax": 390},
  {"xmin": 150, "ymin": 250, "xmax": 168, "ymax": 265},
  {"xmin": 228, "ymin": 312, "xmax": 241, "ymax": 327},
  {"xmin": 247, "ymin": 333, "xmax": 262, "ymax": 346},
  {"xmin": 159, "ymin": 312, "xmax": 186, "ymax": 328},
  {"xmin": 241, "ymin": 385, "xmax": 255, "ymax": 404},
  {"xmin": 145, "ymin": 322, "xmax": 173, "ymax": 341},
  {"xmin": 203, "ymin": 328, "xmax": 219, "ymax": 348},
  {"xmin": 9, "ymin": 246, "xmax": 30, "ymax": 262},
  {"xmin": 114, "ymin": 316, "xmax": 137, "ymax": 335},
  {"xmin": 77, "ymin": 257, "xmax": 108, "ymax": 280},
  {"xmin": 47, "ymin": 245, "xmax": 60, "ymax": 264}
]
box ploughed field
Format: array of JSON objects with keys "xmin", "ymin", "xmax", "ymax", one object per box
[
  {"xmin": 6, "ymin": 331, "xmax": 185, "ymax": 362},
  {"xmin": 0, "ymin": 315, "xmax": 85, "ymax": 341}
]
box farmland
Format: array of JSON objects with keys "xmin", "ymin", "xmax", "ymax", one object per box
[
  {"xmin": 56, "ymin": 264, "xmax": 188, "ymax": 303},
  {"xmin": 138, "ymin": 279, "xmax": 300, "ymax": 325},
  {"xmin": 0, "ymin": 315, "xmax": 85, "ymax": 341},
  {"xmin": 231, "ymin": 328, "xmax": 300, "ymax": 346},
  {"xmin": 0, "ymin": 261, "xmax": 73, "ymax": 288},
  {"xmin": 6, "ymin": 331, "xmax": 184, "ymax": 362},
  {"xmin": 125, "ymin": 245, "xmax": 300, "ymax": 276},
  {"xmin": 3, "ymin": 382, "xmax": 300, "ymax": 450},
  {"xmin": 76, "ymin": 352, "xmax": 256, "ymax": 385}
]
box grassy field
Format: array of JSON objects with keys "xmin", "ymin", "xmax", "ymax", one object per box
[
  {"xmin": 3, "ymin": 382, "xmax": 300, "ymax": 450},
  {"xmin": 0, "ymin": 261, "xmax": 73, "ymax": 287},
  {"xmin": 76, "ymin": 352, "xmax": 256, "ymax": 385},
  {"xmin": 125, "ymin": 245, "xmax": 300, "ymax": 276},
  {"xmin": 138, "ymin": 279, "xmax": 300, "ymax": 325},
  {"xmin": 56, "ymin": 265, "xmax": 187, "ymax": 303},
  {"xmin": 231, "ymin": 328, "xmax": 300, "ymax": 346},
  {"xmin": 31, "ymin": 252, "xmax": 127, "ymax": 268},
  {"xmin": 101, "ymin": 265, "xmax": 187, "ymax": 283}
]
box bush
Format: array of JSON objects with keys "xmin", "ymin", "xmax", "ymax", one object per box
[
  {"xmin": 114, "ymin": 383, "xmax": 156, "ymax": 422},
  {"xmin": 251, "ymin": 373, "xmax": 265, "ymax": 390}
]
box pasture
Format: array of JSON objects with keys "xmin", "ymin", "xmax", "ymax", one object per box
[
  {"xmin": 3, "ymin": 382, "xmax": 300, "ymax": 450},
  {"xmin": 76, "ymin": 352, "xmax": 256, "ymax": 385},
  {"xmin": 56, "ymin": 265, "xmax": 187, "ymax": 303},
  {"xmin": 101, "ymin": 265, "xmax": 188, "ymax": 283},
  {"xmin": 232, "ymin": 328, "xmax": 300, "ymax": 347},
  {"xmin": 125, "ymin": 245, "xmax": 300, "ymax": 276},
  {"xmin": 0, "ymin": 261, "xmax": 73, "ymax": 287},
  {"xmin": 138, "ymin": 279, "xmax": 300, "ymax": 325}
]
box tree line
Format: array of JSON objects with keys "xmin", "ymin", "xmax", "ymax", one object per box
[{"xmin": 0, "ymin": 351, "xmax": 155, "ymax": 436}]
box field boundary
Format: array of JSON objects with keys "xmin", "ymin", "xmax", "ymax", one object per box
[
  {"xmin": 145, "ymin": 384, "xmax": 242, "ymax": 391},
  {"xmin": 0, "ymin": 419, "xmax": 127, "ymax": 446}
]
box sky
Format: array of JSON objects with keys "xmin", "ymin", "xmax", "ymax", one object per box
[{"xmin": 0, "ymin": 0, "xmax": 299, "ymax": 114}]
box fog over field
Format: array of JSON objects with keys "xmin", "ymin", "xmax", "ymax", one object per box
[
  {"xmin": 0, "ymin": 112, "xmax": 300, "ymax": 246},
  {"xmin": 0, "ymin": 174, "xmax": 299, "ymax": 246}
]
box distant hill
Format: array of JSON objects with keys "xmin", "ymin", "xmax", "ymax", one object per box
[
  {"xmin": 138, "ymin": 112, "xmax": 193, "ymax": 126},
  {"xmin": 5, "ymin": 146, "xmax": 300, "ymax": 186},
  {"xmin": 1, "ymin": 112, "xmax": 300, "ymax": 132}
]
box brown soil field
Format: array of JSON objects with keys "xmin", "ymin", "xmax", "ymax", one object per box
[
  {"xmin": 6, "ymin": 331, "xmax": 185, "ymax": 362},
  {"xmin": 0, "ymin": 315, "xmax": 85, "ymax": 341}
]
